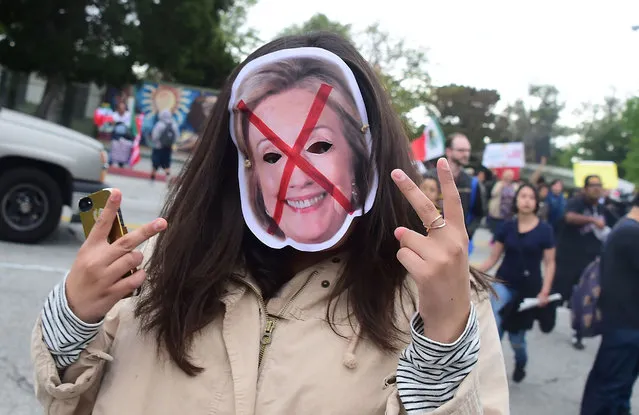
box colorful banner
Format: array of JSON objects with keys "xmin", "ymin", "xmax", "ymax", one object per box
[
  {"xmin": 482, "ymin": 142, "xmax": 525, "ymax": 168},
  {"xmin": 135, "ymin": 81, "xmax": 219, "ymax": 145}
]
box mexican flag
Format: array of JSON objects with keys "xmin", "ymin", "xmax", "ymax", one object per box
[{"xmin": 411, "ymin": 116, "xmax": 446, "ymax": 162}]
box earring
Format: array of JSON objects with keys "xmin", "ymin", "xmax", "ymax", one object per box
[
  {"xmin": 244, "ymin": 159, "xmax": 252, "ymax": 168},
  {"xmin": 360, "ymin": 124, "xmax": 369, "ymax": 134},
  {"xmin": 351, "ymin": 181, "xmax": 359, "ymax": 204}
]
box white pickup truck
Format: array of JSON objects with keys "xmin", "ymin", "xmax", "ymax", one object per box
[{"xmin": 0, "ymin": 107, "xmax": 109, "ymax": 243}]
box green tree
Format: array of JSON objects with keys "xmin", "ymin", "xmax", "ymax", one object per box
[
  {"xmin": 358, "ymin": 23, "xmax": 431, "ymax": 136},
  {"xmin": 575, "ymin": 96, "xmax": 629, "ymax": 175},
  {"xmin": 135, "ymin": 0, "xmax": 236, "ymax": 88},
  {"xmin": 621, "ymin": 97, "xmax": 639, "ymax": 184},
  {"xmin": 431, "ymin": 84, "xmax": 503, "ymax": 154},
  {"xmin": 0, "ymin": 0, "xmax": 140, "ymax": 116},
  {"xmin": 500, "ymin": 84, "xmax": 567, "ymax": 161},
  {"xmin": 277, "ymin": 15, "xmax": 431, "ymax": 135},
  {"xmin": 219, "ymin": 0, "xmax": 262, "ymax": 59},
  {"xmin": 277, "ymin": 13, "xmax": 353, "ymax": 42},
  {"xmin": 0, "ymin": 0, "xmax": 236, "ymax": 118}
]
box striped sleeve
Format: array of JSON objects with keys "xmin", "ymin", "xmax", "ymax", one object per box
[
  {"xmin": 397, "ymin": 304, "xmax": 480, "ymax": 413},
  {"xmin": 40, "ymin": 275, "xmax": 104, "ymax": 370}
]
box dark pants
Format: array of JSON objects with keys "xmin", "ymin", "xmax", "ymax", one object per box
[{"xmin": 581, "ymin": 328, "xmax": 639, "ymax": 415}]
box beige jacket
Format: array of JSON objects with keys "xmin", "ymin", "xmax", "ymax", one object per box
[{"xmin": 32, "ymin": 253, "xmax": 509, "ymax": 415}]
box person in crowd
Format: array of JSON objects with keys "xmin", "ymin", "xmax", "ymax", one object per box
[
  {"xmin": 150, "ymin": 109, "xmax": 179, "ymax": 182},
  {"xmin": 30, "ymin": 33, "xmax": 508, "ymax": 414},
  {"xmin": 553, "ymin": 175, "xmax": 606, "ymax": 350},
  {"xmin": 546, "ymin": 179, "xmax": 566, "ymax": 233},
  {"xmin": 112, "ymin": 101, "xmax": 131, "ymax": 127},
  {"xmin": 109, "ymin": 101, "xmax": 133, "ymax": 168},
  {"xmin": 475, "ymin": 169, "xmax": 489, "ymax": 214},
  {"xmin": 487, "ymin": 169, "xmax": 518, "ymax": 237},
  {"xmin": 580, "ymin": 192, "xmax": 639, "ymax": 415},
  {"xmin": 419, "ymin": 172, "xmax": 442, "ymax": 213},
  {"xmin": 537, "ymin": 183, "xmax": 550, "ymax": 221},
  {"xmin": 441, "ymin": 134, "xmax": 485, "ymax": 239},
  {"xmin": 477, "ymin": 183, "xmax": 556, "ymax": 383}
]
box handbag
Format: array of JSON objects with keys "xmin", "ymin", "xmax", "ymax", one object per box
[{"xmin": 570, "ymin": 257, "xmax": 603, "ymax": 338}]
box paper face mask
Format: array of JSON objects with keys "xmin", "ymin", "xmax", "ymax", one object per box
[{"xmin": 229, "ymin": 47, "xmax": 379, "ymax": 252}]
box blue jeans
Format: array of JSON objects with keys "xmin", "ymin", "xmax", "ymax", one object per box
[
  {"xmin": 580, "ymin": 327, "xmax": 639, "ymax": 415},
  {"xmin": 490, "ymin": 282, "xmax": 528, "ymax": 367}
]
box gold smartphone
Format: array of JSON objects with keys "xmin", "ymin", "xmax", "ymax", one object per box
[
  {"xmin": 78, "ymin": 189, "xmax": 136, "ymax": 281},
  {"xmin": 78, "ymin": 189, "xmax": 129, "ymax": 242}
]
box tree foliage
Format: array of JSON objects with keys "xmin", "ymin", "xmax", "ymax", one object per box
[
  {"xmin": 0, "ymin": 0, "xmax": 138, "ymax": 86},
  {"xmin": 277, "ymin": 13, "xmax": 353, "ymax": 42},
  {"xmin": 0, "ymin": 0, "xmax": 237, "ymax": 117},
  {"xmin": 551, "ymin": 95, "xmax": 636, "ymax": 178},
  {"xmin": 431, "ymin": 84, "xmax": 502, "ymax": 154},
  {"xmin": 219, "ymin": 0, "xmax": 262, "ymax": 59},
  {"xmin": 277, "ymin": 15, "xmax": 430, "ymax": 136},
  {"xmin": 621, "ymin": 97, "xmax": 639, "ymax": 184},
  {"xmin": 575, "ymin": 96, "xmax": 628, "ymax": 174},
  {"xmin": 498, "ymin": 84, "xmax": 566, "ymax": 161}
]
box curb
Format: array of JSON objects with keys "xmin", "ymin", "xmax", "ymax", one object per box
[
  {"xmin": 99, "ymin": 138, "xmax": 190, "ymax": 164},
  {"xmin": 107, "ymin": 166, "xmax": 170, "ymax": 182}
]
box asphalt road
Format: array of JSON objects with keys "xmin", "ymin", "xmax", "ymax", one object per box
[{"xmin": 1, "ymin": 163, "xmax": 637, "ymax": 414}]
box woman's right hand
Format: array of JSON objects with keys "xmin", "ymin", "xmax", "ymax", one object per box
[{"xmin": 65, "ymin": 189, "xmax": 168, "ymax": 324}]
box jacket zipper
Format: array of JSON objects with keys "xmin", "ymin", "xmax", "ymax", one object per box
[{"xmin": 236, "ymin": 270, "xmax": 318, "ymax": 368}]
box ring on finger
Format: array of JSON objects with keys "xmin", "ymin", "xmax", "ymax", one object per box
[{"xmin": 424, "ymin": 215, "xmax": 447, "ymax": 233}]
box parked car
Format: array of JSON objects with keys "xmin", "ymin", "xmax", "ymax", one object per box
[{"xmin": 0, "ymin": 107, "xmax": 109, "ymax": 243}]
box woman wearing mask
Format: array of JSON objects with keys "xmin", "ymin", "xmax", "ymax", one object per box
[
  {"xmin": 478, "ymin": 183, "xmax": 556, "ymax": 383},
  {"xmin": 31, "ymin": 34, "xmax": 508, "ymax": 414}
]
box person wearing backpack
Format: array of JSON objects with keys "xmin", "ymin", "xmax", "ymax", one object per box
[
  {"xmin": 580, "ymin": 192, "xmax": 639, "ymax": 415},
  {"xmin": 150, "ymin": 109, "xmax": 179, "ymax": 181}
]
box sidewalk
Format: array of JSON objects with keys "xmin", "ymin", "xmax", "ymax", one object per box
[{"xmin": 103, "ymin": 139, "xmax": 188, "ymax": 181}]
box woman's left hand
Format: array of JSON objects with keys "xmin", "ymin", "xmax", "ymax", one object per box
[
  {"xmin": 392, "ymin": 158, "xmax": 471, "ymax": 344},
  {"xmin": 537, "ymin": 290, "xmax": 550, "ymax": 307}
]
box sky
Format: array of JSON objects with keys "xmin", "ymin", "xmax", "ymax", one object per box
[{"xmin": 245, "ymin": 0, "xmax": 639, "ymax": 127}]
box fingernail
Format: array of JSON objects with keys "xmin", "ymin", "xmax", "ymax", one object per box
[
  {"xmin": 111, "ymin": 192, "xmax": 121, "ymax": 202},
  {"xmin": 391, "ymin": 170, "xmax": 405, "ymax": 181},
  {"xmin": 440, "ymin": 158, "xmax": 450, "ymax": 171},
  {"xmin": 153, "ymin": 219, "xmax": 165, "ymax": 231}
]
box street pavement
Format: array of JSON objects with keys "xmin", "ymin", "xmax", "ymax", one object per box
[{"xmin": 1, "ymin": 162, "xmax": 637, "ymax": 414}]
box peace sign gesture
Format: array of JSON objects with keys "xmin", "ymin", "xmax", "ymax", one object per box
[{"xmin": 392, "ymin": 158, "xmax": 471, "ymax": 344}]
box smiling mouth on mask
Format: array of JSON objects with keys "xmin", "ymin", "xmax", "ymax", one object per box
[{"xmin": 286, "ymin": 192, "xmax": 327, "ymax": 209}]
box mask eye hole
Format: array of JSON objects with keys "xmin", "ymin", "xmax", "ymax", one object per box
[
  {"xmin": 263, "ymin": 153, "xmax": 282, "ymax": 164},
  {"xmin": 307, "ymin": 141, "xmax": 333, "ymax": 154}
]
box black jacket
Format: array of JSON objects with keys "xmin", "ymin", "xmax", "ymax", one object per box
[
  {"xmin": 455, "ymin": 170, "xmax": 485, "ymax": 239},
  {"xmin": 429, "ymin": 168, "xmax": 485, "ymax": 239}
]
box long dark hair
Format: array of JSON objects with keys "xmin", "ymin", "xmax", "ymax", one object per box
[{"xmin": 136, "ymin": 32, "xmax": 490, "ymax": 376}]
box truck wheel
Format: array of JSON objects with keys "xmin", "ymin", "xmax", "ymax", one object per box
[{"xmin": 0, "ymin": 168, "xmax": 63, "ymax": 244}]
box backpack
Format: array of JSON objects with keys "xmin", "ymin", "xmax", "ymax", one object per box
[
  {"xmin": 112, "ymin": 122, "xmax": 129, "ymax": 139},
  {"xmin": 466, "ymin": 177, "xmax": 479, "ymax": 255},
  {"xmin": 465, "ymin": 176, "xmax": 479, "ymax": 224},
  {"xmin": 158, "ymin": 124, "xmax": 177, "ymax": 148},
  {"xmin": 570, "ymin": 257, "xmax": 603, "ymax": 338}
]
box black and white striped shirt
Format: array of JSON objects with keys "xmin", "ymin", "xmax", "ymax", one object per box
[{"xmin": 42, "ymin": 276, "xmax": 479, "ymax": 414}]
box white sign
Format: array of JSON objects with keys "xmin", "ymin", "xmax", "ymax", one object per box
[{"xmin": 482, "ymin": 142, "xmax": 525, "ymax": 168}]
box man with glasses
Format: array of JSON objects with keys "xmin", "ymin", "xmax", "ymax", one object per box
[
  {"xmin": 442, "ymin": 133, "xmax": 485, "ymax": 243},
  {"xmin": 554, "ymin": 175, "xmax": 607, "ymax": 350}
]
